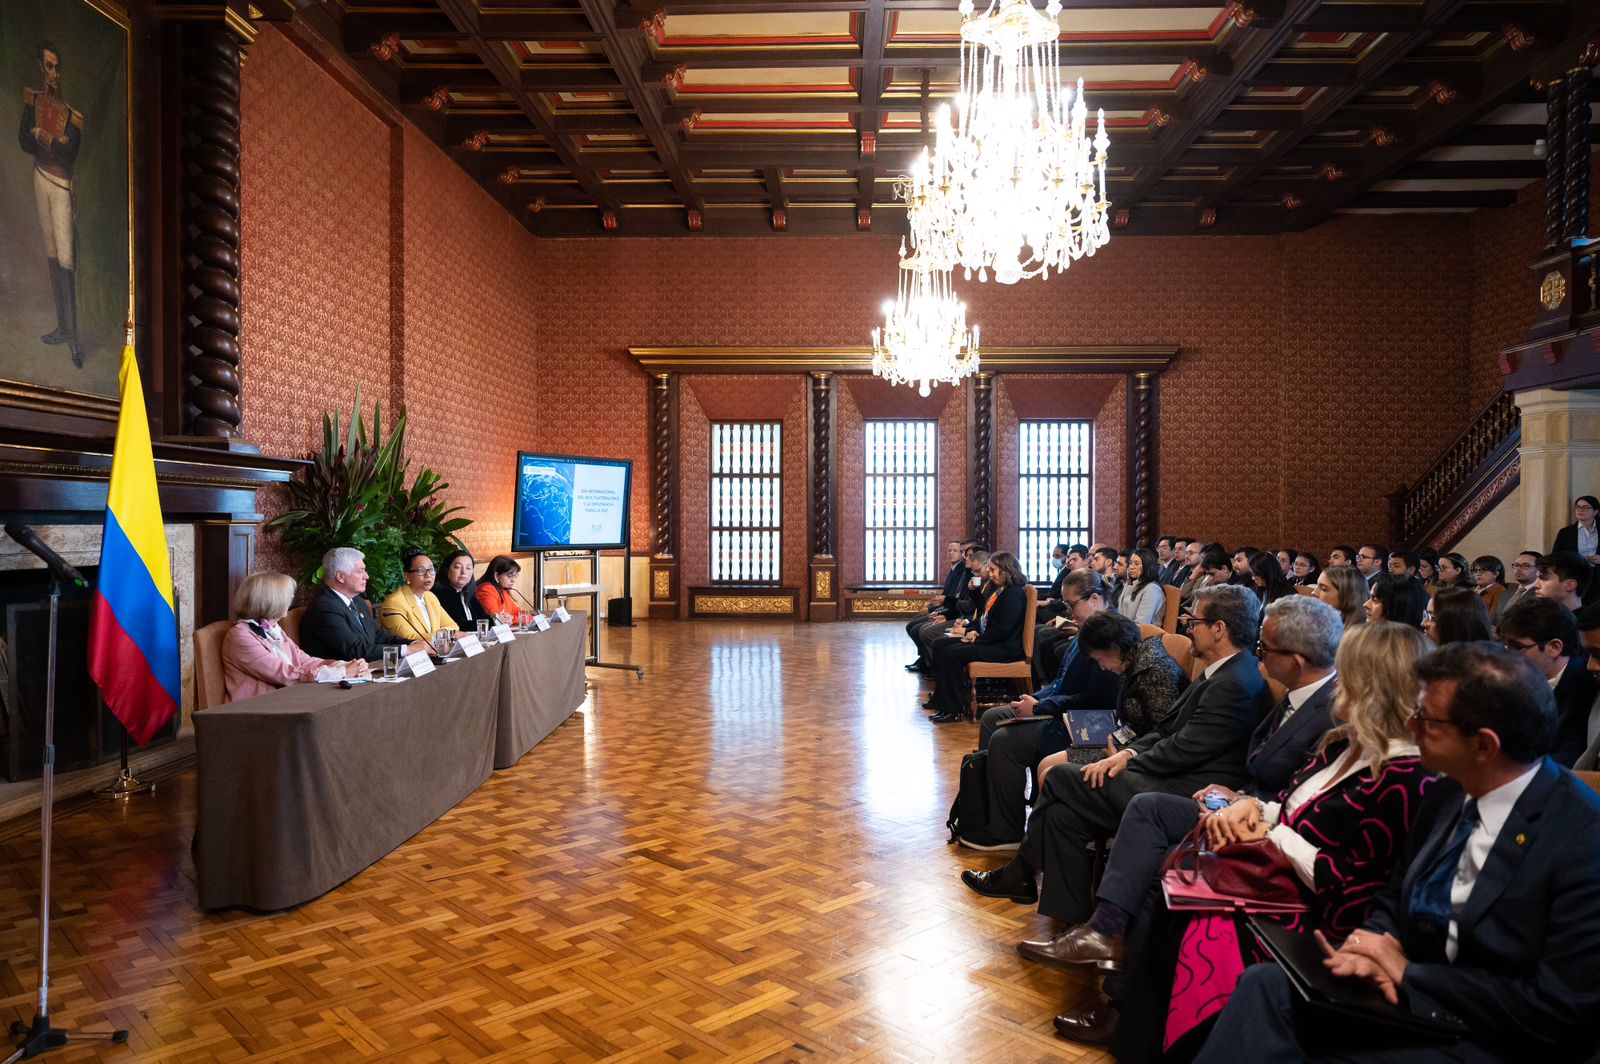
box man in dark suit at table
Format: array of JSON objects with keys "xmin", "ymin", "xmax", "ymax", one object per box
[
  {"xmin": 299, "ymin": 546, "xmax": 426, "ymax": 662},
  {"xmin": 1195, "ymin": 642, "xmax": 1600, "ymax": 1064}
]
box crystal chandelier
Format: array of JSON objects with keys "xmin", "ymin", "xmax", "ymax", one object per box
[
  {"xmin": 904, "ymin": 0, "xmax": 1112, "ymax": 284},
  {"xmin": 870, "ymin": 242, "xmax": 980, "ymax": 397}
]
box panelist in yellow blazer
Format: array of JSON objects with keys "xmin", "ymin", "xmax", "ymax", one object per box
[{"xmin": 378, "ymin": 548, "xmax": 460, "ymax": 646}]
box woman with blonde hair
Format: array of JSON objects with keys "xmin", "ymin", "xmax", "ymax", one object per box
[
  {"xmin": 1049, "ymin": 621, "xmax": 1438, "ymax": 1058},
  {"xmin": 1313, "ymin": 564, "xmax": 1367, "ymax": 629},
  {"xmin": 221, "ymin": 572, "xmax": 369, "ymax": 703}
]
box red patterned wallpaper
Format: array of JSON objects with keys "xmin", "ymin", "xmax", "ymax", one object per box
[
  {"xmin": 836, "ymin": 378, "xmax": 967, "ymax": 586},
  {"xmin": 994, "ymin": 375, "xmax": 1125, "ymax": 551},
  {"xmin": 677, "ymin": 375, "xmax": 808, "ymax": 602}
]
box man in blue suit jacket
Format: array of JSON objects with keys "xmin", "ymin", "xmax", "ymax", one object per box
[{"xmin": 1197, "ymin": 642, "xmax": 1600, "ymax": 1063}]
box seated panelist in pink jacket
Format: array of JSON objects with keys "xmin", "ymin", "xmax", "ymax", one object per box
[{"xmin": 221, "ymin": 572, "xmax": 369, "ymax": 702}]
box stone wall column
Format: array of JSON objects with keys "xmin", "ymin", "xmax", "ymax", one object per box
[
  {"xmin": 1514, "ymin": 388, "xmax": 1600, "ymax": 552},
  {"xmin": 648, "ymin": 373, "xmax": 679, "ymax": 620},
  {"xmin": 808, "ymin": 372, "xmax": 838, "ymax": 621}
]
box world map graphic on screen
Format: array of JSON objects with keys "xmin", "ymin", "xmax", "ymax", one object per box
[{"xmin": 518, "ymin": 461, "xmax": 575, "ymax": 546}]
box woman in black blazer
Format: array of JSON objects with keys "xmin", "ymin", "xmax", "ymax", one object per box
[
  {"xmin": 435, "ymin": 549, "xmax": 493, "ymax": 630},
  {"xmin": 927, "ymin": 551, "xmax": 1030, "ymax": 723},
  {"xmin": 1552, "ymin": 494, "xmax": 1600, "ymax": 563}
]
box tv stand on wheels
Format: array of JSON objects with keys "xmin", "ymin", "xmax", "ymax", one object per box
[{"xmin": 534, "ymin": 550, "xmax": 644, "ymax": 679}]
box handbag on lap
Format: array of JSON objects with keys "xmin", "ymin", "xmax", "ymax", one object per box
[{"xmin": 1160, "ymin": 819, "xmax": 1306, "ymax": 908}]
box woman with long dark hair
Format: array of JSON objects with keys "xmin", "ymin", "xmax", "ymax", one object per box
[
  {"xmin": 927, "ymin": 551, "xmax": 1031, "ymax": 723},
  {"xmin": 1423, "ymin": 585, "xmax": 1493, "ymax": 646},
  {"xmin": 1364, "ymin": 573, "xmax": 1428, "ymax": 628},
  {"xmin": 1249, "ymin": 552, "xmax": 1297, "ymax": 610},
  {"xmin": 1117, "ymin": 548, "xmax": 1166, "ymax": 627}
]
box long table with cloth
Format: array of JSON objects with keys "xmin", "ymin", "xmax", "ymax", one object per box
[{"xmin": 195, "ymin": 614, "xmax": 588, "ymax": 911}]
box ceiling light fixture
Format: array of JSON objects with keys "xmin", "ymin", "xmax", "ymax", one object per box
[{"xmin": 870, "ymin": 241, "xmax": 980, "ymax": 397}]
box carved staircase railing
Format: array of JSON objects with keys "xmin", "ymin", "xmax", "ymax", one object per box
[{"xmin": 1386, "ymin": 391, "xmax": 1520, "ymax": 551}]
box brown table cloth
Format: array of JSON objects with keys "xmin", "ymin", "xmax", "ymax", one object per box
[
  {"xmin": 494, "ymin": 610, "xmax": 588, "ymax": 769},
  {"xmin": 195, "ymin": 646, "xmax": 502, "ymax": 911}
]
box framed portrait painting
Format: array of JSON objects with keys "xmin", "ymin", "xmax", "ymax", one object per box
[{"xmin": 0, "ymin": 0, "xmax": 130, "ymax": 415}]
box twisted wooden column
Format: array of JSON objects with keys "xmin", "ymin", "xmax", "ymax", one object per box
[
  {"xmin": 1544, "ymin": 77, "xmax": 1567, "ymax": 249},
  {"xmin": 1563, "ymin": 65, "xmax": 1591, "ymax": 244},
  {"xmin": 972, "ymin": 374, "xmax": 994, "ymax": 548},
  {"xmin": 1127, "ymin": 372, "xmax": 1159, "ymax": 548},
  {"xmin": 180, "ymin": 24, "xmax": 244, "ymax": 438},
  {"xmin": 651, "ymin": 373, "xmax": 675, "ymax": 558},
  {"xmin": 810, "ymin": 373, "xmax": 833, "ymax": 558}
]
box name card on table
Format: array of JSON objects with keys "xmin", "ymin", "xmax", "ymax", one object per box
[
  {"xmin": 491, "ymin": 623, "xmax": 517, "ymax": 642},
  {"xmin": 455, "ymin": 634, "xmax": 485, "ymax": 658},
  {"xmin": 401, "ymin": 651, "xmax": 436, "ymax": 678},
  {"xmin": 551, "ymin": 606, "xmax": 571, "ymax": 623},
  {"xmin": 531, "ymin": 612, "xmax": 552, "ymax": 631}
]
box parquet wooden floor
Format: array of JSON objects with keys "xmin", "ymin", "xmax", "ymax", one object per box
[{"xmin": 1, "ymin": 621, "xmax": 1108, "ymax": 1063}]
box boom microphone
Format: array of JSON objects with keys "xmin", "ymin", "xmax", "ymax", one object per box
[{"xmin": 5, "ymin": 521, "xmax": 87, "ymax": 589}]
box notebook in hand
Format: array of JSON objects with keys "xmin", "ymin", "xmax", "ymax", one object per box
[
  {"xmin": 1247, "ymin": 916, "xmax": 1468, "ymax": 1040},
  {"xmin": 1063, "ymin": 709, "xmax": 1119, "ymax": 748}
]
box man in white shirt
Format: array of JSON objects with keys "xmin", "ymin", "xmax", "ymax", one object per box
[{"xmin": 1196, "ymin": 642, "xmax": 1600, "ymax": 1063}]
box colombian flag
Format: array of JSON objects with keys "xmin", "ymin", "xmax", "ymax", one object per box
[{"xmin": 87, "ymin": 340, "xmax": 180, "ymax": 745}]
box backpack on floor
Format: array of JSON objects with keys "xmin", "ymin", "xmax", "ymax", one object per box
[{"xmin": 946, "ymin": 749, "xmax": 989, "ymax": 843}]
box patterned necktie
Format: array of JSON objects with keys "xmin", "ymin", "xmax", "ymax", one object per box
[{"xmin": 1408, "ymin": 799, "xmax": 1479, "ymax": 940}]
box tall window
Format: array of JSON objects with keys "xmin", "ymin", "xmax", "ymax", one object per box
[
  {"xmin": 1018, "ymin": 420, "xmax": 1092, "ymax": 582},
  {"xmin": 711, "ymin": 421, "xmax": 781, "ymax": 583},
  {"xmin": 864, "ymin": 420, "xmax": 938, "ymax": 583}
]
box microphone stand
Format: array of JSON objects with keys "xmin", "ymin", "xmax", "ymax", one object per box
[{"xmin": 6, "ymin": 559, "xmax": 127, "ymax": 1061}]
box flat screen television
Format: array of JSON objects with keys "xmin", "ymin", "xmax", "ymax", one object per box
[{"xmin": 511, "ymin": 452, "xmax": 633, "ymax": 552}]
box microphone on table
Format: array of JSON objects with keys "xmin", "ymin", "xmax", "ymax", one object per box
[
  {"xmin": 378, "ymin": 607, "xmax": 440, "ymax": 652},
  {"xmin": 511, "ymin": 587, "xmax": 543, "ymax": 614}
]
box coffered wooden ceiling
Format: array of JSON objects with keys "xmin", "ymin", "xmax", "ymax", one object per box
[{"xmin": 310, "ymin": 0, "xmax": 1600, "ymax": 235}]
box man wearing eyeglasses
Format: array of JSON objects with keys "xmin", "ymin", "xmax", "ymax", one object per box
[
  {"xmin": 1497, "ymin": 598, "xmax": 1595, "ymax": 767},
  {"xmin": 905, "ymin": 540, "xmax": 971, "ymax": 673},
  {"xmin": 1495, "ymin": 551, "xmax": 1541, "ymax": 625},
  {"xmin": 962, "ymin": 585, "xmax": 1272, "ymax": 923},
  {"xmin": 1355, "ymin": 543, "xmax": 1388, "ymax": 591},
  {"xmin": 299, "ymin": 546, "xmax": 427, "ymax": 662},
  {"xmin": 1197, "ymin": 643, "xmax": 1600, "ymax": 1064}
]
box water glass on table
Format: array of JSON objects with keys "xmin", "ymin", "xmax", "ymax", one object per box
[
  {"xmin": 476, "ymin": 618, "xmax": 491, "ymax": 643},
  {"xmin": 382, "ymin": 645, "xmax": 400, "ymax": 680}
]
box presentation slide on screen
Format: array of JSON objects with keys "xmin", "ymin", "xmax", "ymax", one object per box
[{"xmin": 517, "ymin": 458, "xmax": 628, "ymax": 548}]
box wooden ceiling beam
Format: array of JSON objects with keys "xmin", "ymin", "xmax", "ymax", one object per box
[
  {"xmin": 1203, "ymin": 0, "xmax": 1474, "ymax": 211},
  {"xmin": 657, "ymin": 87, "xmax": 1173, "ymax": 113},
  {"xmin": 614, "ymin": 0, "xmax": 1220, "ymax": 17},
  {"xmin": 434, "ymin": 0, "xmax": 619, "ymax": 214},
  {"xmin": 856, "ymin": 0, "xmax": 887, "ymax": 224},
  {"xmin": 575, "ymin": 0, "xmax": 709, "ymax": 219},
  {"xmin": 638, "ymin": 43, "xmax": 1225, "ymax": 73},
  {"xmin": 1246, "ymin": 59, "xmax": 1482, "ymax": 90},
  {"xmin": 340, "ymin": 12, "xmax": 603, "ymax": 48},
  {"xmin": 1290, "ymin": 0, "xmax": 1600, "ymax": 228}
]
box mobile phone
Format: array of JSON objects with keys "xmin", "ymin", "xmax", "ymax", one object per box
[{"xmin": 1202, "ymin": 791, "xmax": 1231, "ymax": 811}]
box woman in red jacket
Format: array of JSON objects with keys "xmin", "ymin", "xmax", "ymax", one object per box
[{"xmin": 475, "ymin": 555, "xmax": 522, "ymax": 622}]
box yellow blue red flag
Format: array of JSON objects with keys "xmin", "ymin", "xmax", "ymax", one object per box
[{"xmin": 88, "ymin": 339, "xmax": 179, "ymax": 745}]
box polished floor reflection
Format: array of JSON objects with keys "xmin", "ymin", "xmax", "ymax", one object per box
[{"xmin": 0, "ymin": 621, "xmax": 1105, "ymax": 1062}]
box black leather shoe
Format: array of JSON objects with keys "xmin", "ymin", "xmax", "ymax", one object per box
[
  {"xmin": 1053, "ymin": 1002, "xmax": 1119, "ymax": 1046},
  {"xmin": 1018, "ymin": 924, "xmax": 1125, "ymax": 970},
  {"xmin": 960, "ymin": 866, "xmax": 1037, "ymax": 904},
  {"xmin": 905, "ymin": 660, "xmax": 926, "ymax": 672},
  {"xmin": 930, "ymin": 710, "xmax": 965, "ymax": 724}
]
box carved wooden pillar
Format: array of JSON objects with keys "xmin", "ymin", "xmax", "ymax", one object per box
[
  {"xmin": 648, "ymin": 373, "xmax": 679, "ymax": 620},
  {"xmin": 180, "ymin": 21, "xmax": 247, "ymax": 438},
  {"xmin": 1125, "ymin": 372, "xmax": 1159, "ymax": 548},
  {"xmin": 808, "ymin": 372, "xmax": 838, "ymax": 621},
  {"xmin": 970, "ymin": 373, "xmax": 995, "ymax": 548},
  {"xmin": 1543, "ymin": 77, "xmax": 1567, "ymax": 250},
  {"xmin": 1563, "ymin": 63, "xmax": 1591, "ymax": 245}
]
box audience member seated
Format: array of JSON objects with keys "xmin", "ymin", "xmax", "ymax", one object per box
[
  {"xmin": 1552, "ymin": 494, "xmax": 1600, "ymax": 567},
  {"xmin": 1572, "ymin": 603, "xmax": 1600, "ymax": 771},
  {"xmin": 1497, "ymin": 550, "xmax": 1539, "ymax": 623},
  {"xmin": 1327, "ymin": 545, "xmax": 1356, "ymax": 569},
  {"xmin": 1291, "ymin": 551, "xmax": 1320, "ymax": 587},
  {"xmin": 959, "ymin": 585, "xmax": 1272, "ymax": 918},
  {"xmin": 1535, "ymin": 550, "xmax": 1590, "ymax": 612},
  {"xmin": 220, "ymin": 571, "xmax": 370, "ymax": 701},
  {"xmin": 1422, "ymin": 586, "xmax": 1492, "ymax": 646},
  {"xmin": 1469, "ymin": 555, "xmax": 1506, "ymax": 617},
  {"xmin": 1118, "ymin": 548, "xmax": 1166, "ymax": 627},
  {"xmin": 1250, "ymin": 552, "xmax": 1298, "ymax": 610},
  {"xmin": 1230, "ymin": 547, "xmax": 1257, "ymax": 586},
  {"xmin": 1417, "ymin": 548, "xmax": 1440, "ymax": 591},
  {"xmin": 298, "ymin": 547, "xmax": 425, "ymax": 662},
  {"xmin": 377, "ymin": 548, "xmax": 460, "ymax": 647},
  {"xmin": 926, "ymin": 551, "xmax": 1030, "ymax": 724},
  {"xmin": 963, "ymin": 574, "xmax": 1124, "ymax": 850},
  {"xmin": 476, "ymin": 555, "xmax": 527, "ymax": 620},
  {"xmin": 1273, "ymin": 548, "xmax": 1293, "ymax": 574},
  {"xmin": 1355, "ymin": 544, "xmax": 1388, "ymax": 590},
  {"xmin": 1035, "ymin": 542, "xmax": 1074, "ymax": 623},
  {"xmin": 1365, "ymin": 573, "xmax": 1428, "ymax": 628},
  {"xmin": 906, "ymin": 540, "xmax": 970, "ymax": 672},
  {"xmin": 1167, "ymin": 538, "xmax": 1195, "ymax": 588},
  {"xmin": 1314, "ymin": 565, "xmax": 1367, "ymax": 629},
  {"xmin": 1156, "ymin": 537, "xmax": 1184, "ymax": 585},
  {"xmin": 1033, "ymin": 547, "xmax": 1087, "ymax": 685},
  {"xmin": 1388, "ymin": 550, "xmax": 1420, "ymax": 582},
  {"xmin": 1499, "ymin": 597, "xmax": 1596, "ymax": 768},
  {"xmin": 1073, "ymin": 612, "xmax": 1187, "ymax": 737},
  {"xmin": 436, "ymin": 549, "xmax": 492, "ymax": 630},
  {"xmin": 1179, "ymin": 543, "xmax": 1231, "ymax": 617},
  {"xmin": 1194, "ymin": 643, "xmax": 1600, "ymax": 1064},
  {"xmin": 1053, "ymin": 620, "xmax": 1432, "ymax": 1054},
  {"xmin": 924, "ymin": 549, "xmax": 991, "ymax": 677},
  {"xmin": 1435, "ymin": 551, "xmax": 1471, "ymax": 591}
]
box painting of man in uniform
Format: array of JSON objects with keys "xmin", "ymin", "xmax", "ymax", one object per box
[{"xmin": 0, "ymin": 1, "xmax": 129, "ymax": 398}]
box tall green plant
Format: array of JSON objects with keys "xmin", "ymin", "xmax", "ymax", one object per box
[{"xmin": 266, "ymin": 394, "xmax": 472, "ymax": 600}]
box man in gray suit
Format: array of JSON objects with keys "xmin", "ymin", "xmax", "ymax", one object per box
[{"xmin": 1496, "ymin": 550, "xmax": 1541, "ymax": 625}]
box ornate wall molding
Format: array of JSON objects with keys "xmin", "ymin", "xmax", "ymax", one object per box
[{"xmin": 628, "ymin": 346, "xmax": 1178, "ymax": 375}]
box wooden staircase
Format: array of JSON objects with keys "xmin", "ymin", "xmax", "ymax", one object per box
[{"xmin": 1385, "ymin": 390, "xmax": 1520, "ymax": 551}]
